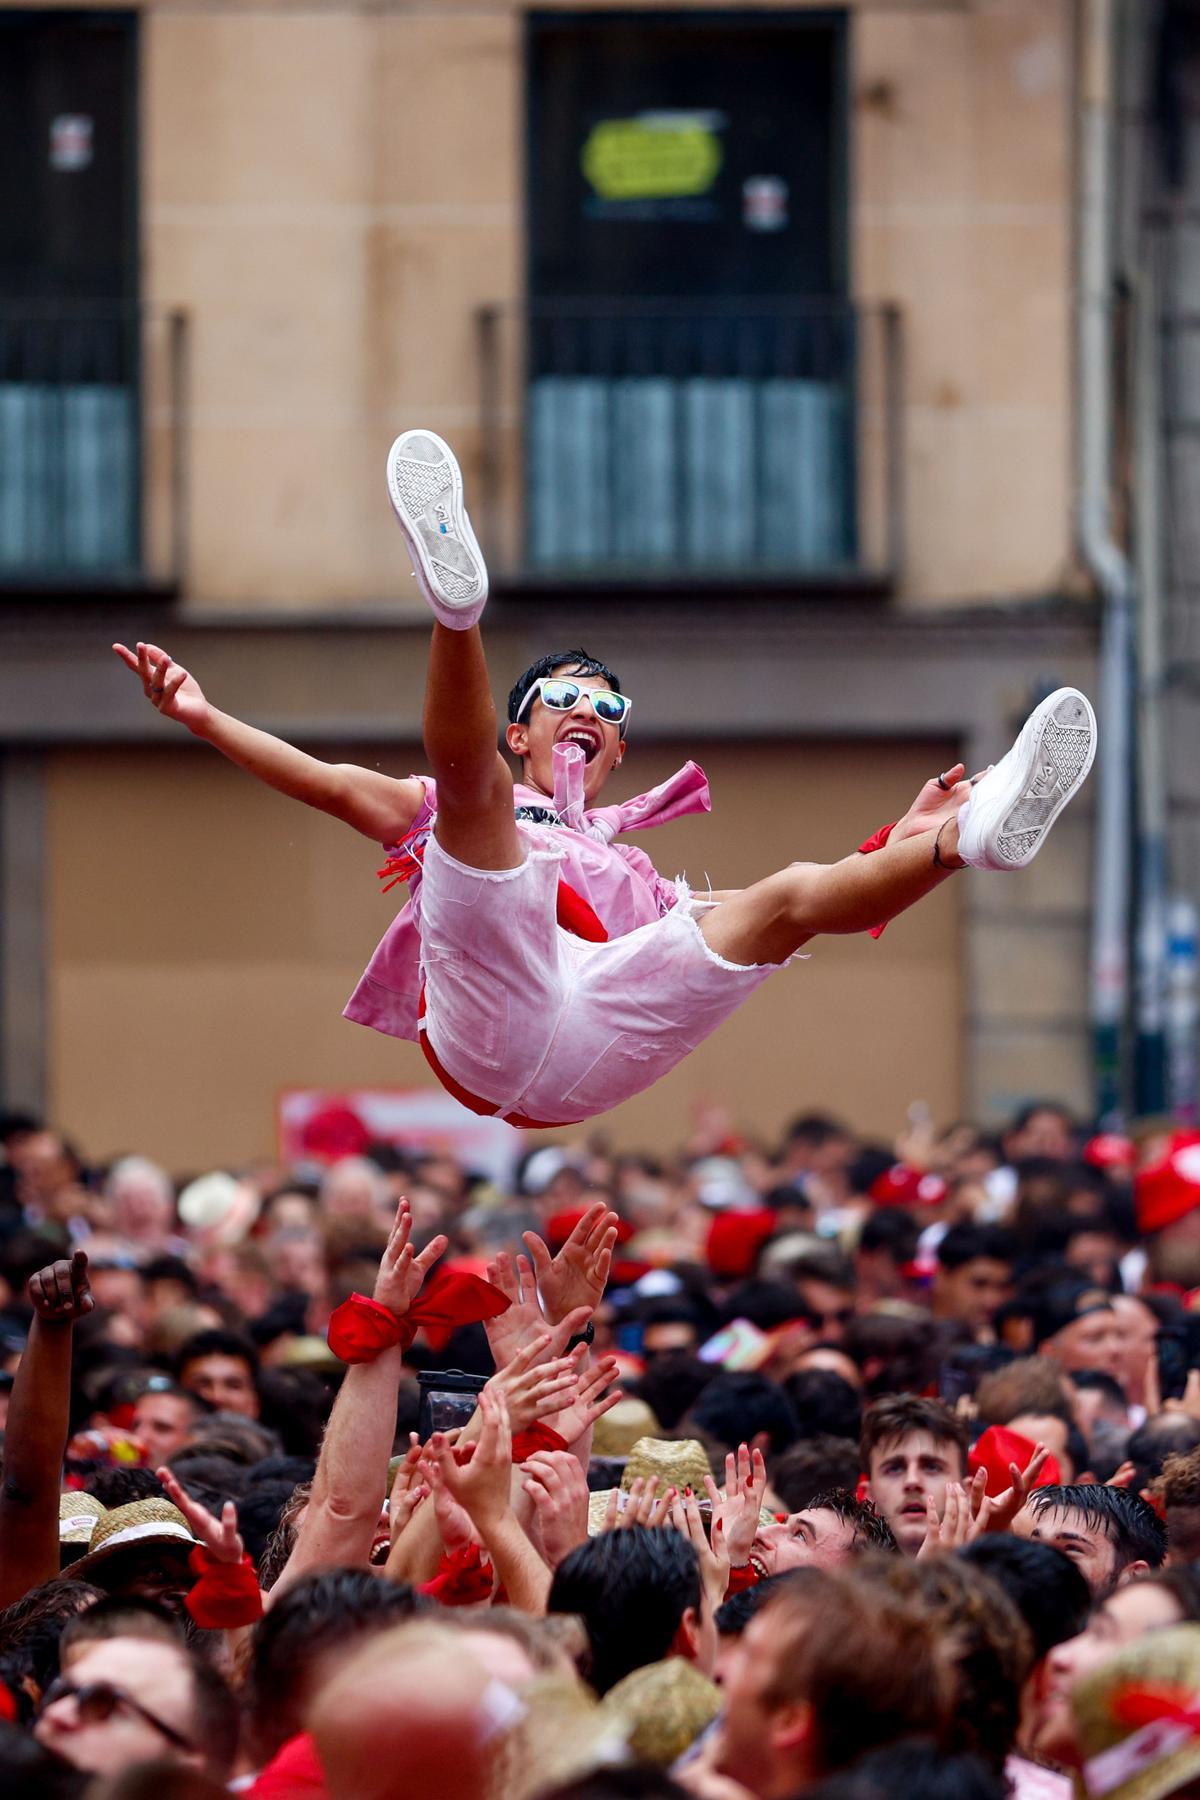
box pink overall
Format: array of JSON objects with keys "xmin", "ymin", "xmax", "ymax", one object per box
[{"xmin": 343, "ymin": 746, "xmax": 784, "ymax": 1125}]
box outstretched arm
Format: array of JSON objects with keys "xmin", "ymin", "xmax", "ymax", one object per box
[
  {"xmin": 113, "ymin": 641, "xmax": 424, "ymax": 843},
  {"xmin": 0, "ymin": 1252, "xmax": 94, "ymax": 1610},
  {"xmin": 270, "ymin": 1200, "xmax": 447, "ymax": 1599}
]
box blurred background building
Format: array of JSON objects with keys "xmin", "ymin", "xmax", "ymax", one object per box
[{"xmin": 0, "ymin": 0, "xmax": 1190, "ymax": 1166}]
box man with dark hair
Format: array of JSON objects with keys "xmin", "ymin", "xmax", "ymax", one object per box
[
  {"xmin": 130, "ymin": 1381, "xmax": 203, "ymax": 1464},
  {"xmin": 1031, "ymin": 1282, "xmax": 1123, "ymax": 1380},
  {"xmin": 547, "ymin": 1525, "xmax": 715, "ymax": 1696},
  {"xmin": 115, "ymin": 432, "xmax": 1095, "ymax": 1129},
  {"xmin": 175, "ymin": 1329, "xmax": 261, "ymax": 1420},
  {"xmin": 861, "ymin": 1396, "xmax": 970, "ymax": 1557},
  {"xmin": 1013, "ymin": 1483, "xmax": 1166, "ymax": 1597},
  {"xmin": 244, "ymin": 1567, "xmax": 425, "ymax": 1767},
  {"xmin": 730, "ymin": 1492, "xmax": 897, "ymax": 1585},
  {"xmin": 932, "ymin": 1224, "xmax": 1018, "ymax": 1340},
  {"xmin": 34, "ymin": 1633, "xmax": 238, "ymax": 1781}
]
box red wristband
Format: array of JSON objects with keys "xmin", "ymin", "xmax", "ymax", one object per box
[
  {"xmin": 511, "ymin": 1424, "xmax": 569, "ymax": 1463},
  {"xmin": 185, "ymin": 1548, "xmax": 263, "ymax": 1629},
  {"xmin": 419, "ymin": 1542, "xmax": 495, "ymax": 1606},
  {"xmin": 857, "ymin": 820, "xmax": 897, "ymax": 939}
]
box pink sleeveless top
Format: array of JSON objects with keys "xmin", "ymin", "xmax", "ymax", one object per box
[{"xmin": 343, "ymin": 750, "xmax": 712, "ymax": 1044}]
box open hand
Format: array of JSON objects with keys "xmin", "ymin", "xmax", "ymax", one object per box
[
  {"xmin": 375, "ymin": 1198, "xmax": 448, "ymax": 1321},
  {"xmin": 113, "ymin": 642, "xmax": 210, "ymax": 733},
  {"xmin": 975, "ymin": 1445, "xmax": 1050, "ymax": 1534},
  {"xmin": 523, "ymin": 1450, "xmax": 590, "ymax": 1568},
  {"xmin": 486, "ymin": 1336, "xmax": 580, "ymax": 1433},
  {"xmin": 484, "ymin": 1250, "xmax": 591, "ymax": 1370},
  {"xmin": 157, "ymin": 1464, "xmax": 245, "ymax": 1565},
  {"xmin": 28, "ymin": 1249, "xmax": 94, "ymax": 1325},
  {"xmin": 704, "ymin": 1444, "xmax": 767, "ymax": 1570},
  {"xmin": 542, "ymin": 1355, "xmax": 623, "ymax": 1450},
  {"xmin": 427, "ymin": 1387, "xmax": 514, "ymax": 1534},
  {"xmin": 522, "ymin": 1201, "xmax": 618, "ymax": 1326},
  {"xmin": 671, "ymin": 1487, "xmax": 730, "ymax": 1612},
  {"xmin": 601, "ymin": 1475, "xmax": 676, "ymax": 1532}
]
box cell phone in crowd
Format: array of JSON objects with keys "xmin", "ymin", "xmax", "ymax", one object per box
[{"xmin": 416, "ymin": 1369, "xmax": 487, "ymax": 1442}]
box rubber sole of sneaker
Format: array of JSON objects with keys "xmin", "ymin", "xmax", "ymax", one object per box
[
  {"xmin": 987, "ymin": 688, "xmax": 1097, "ymax": 868},
  {"xmin": 385, "ymin": 429, "xmax": 488, "ymax": 621}
]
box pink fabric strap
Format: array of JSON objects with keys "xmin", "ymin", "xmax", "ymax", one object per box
[{"xmin": 551, "ymin": 742, "xmax": 711, "ymax": 841}]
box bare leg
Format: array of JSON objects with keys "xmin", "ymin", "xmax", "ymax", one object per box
[
  {"xmin": 701, "ymin": 820, "xmax": 962, "ymax": 966},
  {"xmin": 423, "ymin": 622, "xmax": 521, "ymax": 871}
]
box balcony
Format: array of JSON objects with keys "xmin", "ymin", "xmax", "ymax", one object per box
[
  {"xmin": 477, "ymin": 299, "xmax": 901, "ymax": 595},
  {"xmin": 0, "ymin": 304, "xmax": 187, "ymax": 595}
]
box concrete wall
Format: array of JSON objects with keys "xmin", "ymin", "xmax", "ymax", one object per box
[{"xmin": 134, "ymin": 0, "xmax": 1073, "ymax": 609}]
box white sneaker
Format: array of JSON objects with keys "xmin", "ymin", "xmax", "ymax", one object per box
[
  {"xmin": 956, "ymin": 687, "xmax": 1097, "ymax": 870},
  {"xmin": 386, "ymin": 430, "xmax": 488, "ymax": 629}
]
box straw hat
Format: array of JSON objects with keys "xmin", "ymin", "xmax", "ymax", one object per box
[
  {"xmin": 592, "ymin": 1400, "xmax": 663, "ymax": 1459},
  {"xmin": 1072, "ymin": 1625, "xmax": 1200, "ymax": 1800},
  {"xmin": 71, "ymin": 1498, "xmax": 198, "ymax": 1581},
  {"xmin": 501, "ymin": 1672, "xmax": 627, "ymax": 1800},
  {"xmin": 59, "ymin": 1492, "xmax": 107, "ymax": 1554},
  {"xmin": 602, "ymin": 1658, "xmax": 722, "ymax": 1767},
  {"xmin": 587, "ymin": 1437, "xmax": 713, "ymax": 1536}
]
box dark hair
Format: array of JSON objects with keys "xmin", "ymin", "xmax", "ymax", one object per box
[
  {"xmin": 858, "ymin": 1210, "xmax": 920, "ymax": 1261},
  {"xmin": 803, "ymin": 1739, "xmax": 1008, "ymax": 1800},
  {"xmin": 714, "ymin": 1571, "xmax": 815, "ymax": 1638},
  {"xmin": 141, "ymin": 1256, "xmax": 201, "ymax": 1297},
  {"xmin": 806, "ymin": 1489, "xmax": 898, "ymax": 1555},
  {"xmin": 175, "ymin": 1329, "xmax": 260, "ymax": 1379},
  {"xmin": 1024, "ymin": 1484, "xmax": 1167, "ymax": 1581},
  {"xmin": 718, "ymin": 1280, "xmax": 811, "ymax": 1333},
  {"xmin": 187, "ymin": 1653, "xmax": 241, "ymax": 1778},
  {"xmin": 507, "ymin": 650, "xmax": 624, "ymax": 727},
  {"xmin": 686, "ymin": 1372, "xmax": 798, "ymax": 1458},
  {"xmin": 784, "ymin": 1113, "xmax": 851, "ymax": 1150},
  {"xmin": 59, "ymin": 1595, "xmax": 184, "ymax": 1662},
  {"xmin": 180, "ymin": 1414, "xmax": 280, "ymax": 1467},
  {"xmin": 860, "ymin": 1395, "xmax": 969, "ymax": 1474},
  {"xmin": 237, "ymin": 1478, "xmax": 308, "ymax": 1567},
  {"xmin": 957, "ymin": 1536, "xmax": 1091, "ymax": 1661},
  {"xmin": 165, "ymin": 1453, "xmax": 248, "ymax": 1514},
  {"xmin": 936, "ymin": 1224, "xmax": 1018, "ymax": 1271},
  {"xmin": 771, "ymin": 1438, "xmax": 862, "ymax": 1512},
  {"xmin": 0, "ymin": 1580, "xmax": 101, "ymax": 1721},
  {"xmin": 1069, "ymin": 1369, "xmax": 1129, "ymax": 1408},
  {"xmin": 82, "ymin": 1467, "xmax": 165, "ymax": 1509},
  {"xmin": 0, "ymin": 1721, "xmax": 89, "ymax": 1799},
  {"xmin": 781, "ymin": 1370, "xmax": 862, "ymax": 1443},
  {"xmin": 843, "ymin": 1313, "xmax": 944, "ymax": 1400},
  {"xmin": 246, "ymin": 1569, "xmax": 425, "ymax": 1762},
  {"xmin": 547, "ymin": 1525, "xmax": 701, "ymax": 1696},
  {"xmin": 1125, "ymin": 1414, "xmax": 1200, "ymax": 1492},
  {"xmin": 537, "ymin": 1771, "xmax": 692, "ymax": 1800},
  {"xmin": 633, "ymin": 1354, "xmax": 718, "ymax": 1432}
]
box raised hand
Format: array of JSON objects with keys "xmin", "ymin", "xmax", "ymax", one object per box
[
  {"xmin": 374, "ymin": 1198, "xmax": 448, "ymax": 1321},
  {"xmin": 27, "ymin": 1250, "xmax": 94, "ymax": 1325},
  {"xmin": 601, "ymin": 1475, "xmax": 676, "ymax": 1533},
  {"xmin": 486, "ymin": 1336, "xmax": 580, "ymax": 1433},
  {"xmin": 484, "ymin": 1250, "xmax": 591, "ymax": 1370},
  {"xmin": 522, "ymin": 1202, "xmax": 618, "ymax": 1326},
  {"xmin": 890, "ymin": 764, "xmax": 987, "ymax": 845},
  {"xmin": 387, "ymin": 1438, "xmax": 430, "ymax": 1548},
  {"xmin": 426, "ymin": 1387, "xmax": 514, "ymax": 1534},
  {"xmin": 704, "ymin": 1444, "xmax": 767, "ymax": 1570},
  {"xmin": 523, "ymin": 1450, "xmax": 591, "ymax": 1568},
  {"xmin": 542, "ymin": 1355, "xmax": 623, "ymax": 1450},
  {"xmin": 157, "ymin": 1464, "xmax": 245, "ymax": 1565},
  {"xmin": 975, "ymin": 1444, "xmax": 1050, "ymax": 1534},
  {"xmin": 112, "ymin": 642, "xmax": 210, "ymax": 733},
  {"xmin": 671, "ymin": 1487, "xmax": 730, "ymax": 1612}
]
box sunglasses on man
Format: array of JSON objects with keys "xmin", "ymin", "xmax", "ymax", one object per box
[
  {"xmin": 513, "ymin": 677, "xmax": 632, "ymax": 731},
  {"xmin": 39, "ymin": 1677, "xmax": 195, "ymax": 1752}
]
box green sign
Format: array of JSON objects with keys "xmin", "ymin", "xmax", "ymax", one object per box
[{"xmin": 582, "ymin": 116, "xmax": 723, "ymax": 202}]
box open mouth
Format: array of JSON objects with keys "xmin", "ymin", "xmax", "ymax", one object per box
[
  {"xmin": 558, "ymin": 726, "xmax": 602, "ymax": 764},
  {"xmin": 370, "ymin": 1535, "xmax": 390, "ymax": 1566}
]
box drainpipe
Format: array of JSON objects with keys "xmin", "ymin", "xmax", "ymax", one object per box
[{"xmin": 1077, "ymin": 0, "xmax": 1136, "ymax": 1125}]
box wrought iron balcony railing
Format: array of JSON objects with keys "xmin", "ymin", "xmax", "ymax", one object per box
[
  {"xmin": 477, "ymin": 298, "xmax": 901, "ymax": 590},
  {"xmin": 0, "ymin": 303, "xmax": 188, "ymax": 592}
]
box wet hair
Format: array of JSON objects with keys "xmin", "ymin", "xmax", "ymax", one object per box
[
  {"xmin": 547, "ymin": 1525, "xmax": 701, "ymax": 1696},
  {"xmin": 957, "ymin": 1536, "xmax": 1091, "ymax": 1661},
  {"xmin": 1024, "ymin": 1483, "xmax": 1167, "ymax": 1579},
  {"xmin": 860, "ymin": 1394, "xmax": 969, "ymax": 1475},
  {"xmin": 806, "ymin": 1489, "xmax": 899, "ymax": 1555},
  {"xmin": 507, "ymin": 651, "xmax": 624, "ymax": 729}
]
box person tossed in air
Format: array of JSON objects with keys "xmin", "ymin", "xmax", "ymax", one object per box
[{"xmin": 114, "ymin": 430, "xmax": 1097, "ymax": 1129}]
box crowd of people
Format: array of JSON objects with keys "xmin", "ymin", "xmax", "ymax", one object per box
[{"xmin": 3, "ymin": 1098, "xmax": 1200, "ymax": 1799}]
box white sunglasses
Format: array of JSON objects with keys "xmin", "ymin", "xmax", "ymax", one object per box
[{"xmin": 513, "ymin": 677, "xmax": 632, "ymax": 732}]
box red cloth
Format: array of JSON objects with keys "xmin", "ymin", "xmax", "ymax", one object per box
[
  {"xmin": 706, "ymin": 1209, "xmax": 777, "ymax": 1279},
  {"xmin": 968, "ymin": 1426, "xmax": 1060, "ymax": 1499},
  {"xmin": 1136, "ymin": 1133, "xmax": 1200, "ymax": 1234},
  {"xmin": 857, "ymin": 820, "xmax": 897, "ymax": 939},
  {"xmin": 869, "ymin": 1164, "xmax": 948, "ymax": 1208},
  {"xmin": 185, "ymin": 1548, "xmax": 263, "ymax": 1629},
  {"xmin": 419, "ymin": 1542, "xmax": 495, "ymax": 1606},
  {"xmin": 0, "ymin": 1680, "xmax": 16, "ymax": 1723},
  {"xmin": 511, "ymin": 1423, "xmax": 569, "ymax": 1463},
  {"xmin": 327, "ymin": 1273, "xmax": 511, "ymax": 1363},
  {"xmin": 724, "ymin": 1562, "xmax": 764, "ymax": 1596},
  {"xmin": 248, "ymin": 1733, "xmax": 328, "ymax": 1799}
]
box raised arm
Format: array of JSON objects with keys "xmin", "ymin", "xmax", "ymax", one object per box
[
  {"xmin": 0, "ymin": 1251, "xmax": 94, "ymax": 1609},
  {"xmin": 112, "ymin": 640, "xmax": 424, "ymax": 844},
  {"xmin": 270, "ymin": 1200, "xmax": 447, "ymax": 1599}
]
